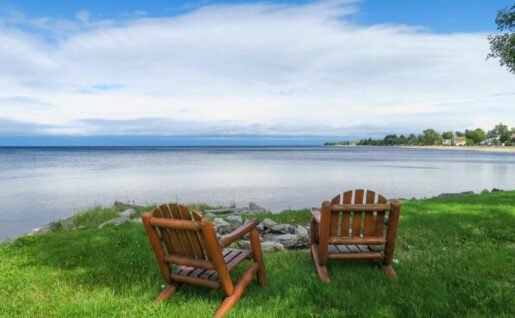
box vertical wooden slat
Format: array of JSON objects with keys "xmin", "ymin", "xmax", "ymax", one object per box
[
  {"xmin": 330, "ymin": 195, "xmax": 340, "ymax": 236},
  {"xmin": 178, "ymin": 205, "xmax": 205, "ymax": 259},
  {"xmin": 364, "ymin": 190, "xmax": 376, "ymax": 237},
  {"xmin": 374, "ymin": 194, "xmax": 387, "ymax": 237},
  {"xmin": 157, "ymin": 204, "xmax": 185, "ymax": 256},
  {"xmin": 340, "ymin": 191, "xmax": 352, "ymax": 237},
  {"xmin": 351, "ymin": 189, "xmax": 364, "ymax": 237},
  {"xmin": 153, "ymin": 206, "xmax": 177, "ymax": 255},
  {"xmin": 318, "ymin": 201, "xmax": 332, "ymax": 266},
  {"xmin": 169, "ymin": 204, "xmax": 195, "ymax": 257},
  {"xmin": 383, "ymin": 200, "xmax": 401, "ymax": 265}
]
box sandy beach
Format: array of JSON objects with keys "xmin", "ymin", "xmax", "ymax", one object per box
[
  {"xmin": 397, "ymin": 145, "xmax": 515, "ymax": 153},
  {"xmin": 327, "ymin": 145, "xmax": 515, "ymax": 153}
]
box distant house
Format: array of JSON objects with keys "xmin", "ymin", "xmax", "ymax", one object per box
[
  {"xmin": 442, "ymin": 139, "xmax": 452, "ymax": 146},
  {"xmin": 480, "ymin": 137, "xmax": 499, "ymax": 146},
  {"xmin": 452, "ymin": 137, "xmax": 466, "ymax": 146}
]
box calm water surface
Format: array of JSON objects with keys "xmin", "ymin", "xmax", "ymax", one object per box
[{"xmin": 1, "ymin": 146, "xmax": 514, "ymax": 241}]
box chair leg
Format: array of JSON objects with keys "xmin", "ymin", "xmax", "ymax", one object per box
[
  {"xmin": 250, "ymin": 229, "xmax": 267, "ymax": 286},
  {"xmin": 380, "ymin": 263, "xmax": 397, "ymax": 278},
  {"xmin": 154, "ymin": 283, "xmax": 181, "ymax": 304},
  {"xmin": 310, "ymin": 244, "xmax": 330, "ymax": 282},
  {"xmin": 214, "ymin": 263, "xmax": 259, "ymax": 318}
]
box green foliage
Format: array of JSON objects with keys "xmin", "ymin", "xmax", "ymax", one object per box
[
  {"xmin": 1, "ymin": 192, "xmax": 514, "ymax": 317},
  {"xmin": 420, "ymin": 129, "xmax": 443, "ymax": 146},
  {"xmin": 487, "ymin": 4, "xmax": 515, "ymax": 73},
  {"xmin": 353, "ymin": 123, "xmax": 514, "ymax": 146},
  {"xmin": 324, "ymin": 141, "xmax": 352, "ymax": 146},
  {"xmin": 72, "ymin": 206, "xmax": 123, "ymax": 228},
  {"xmin": 489, "ymin": 123, "xmax": 512, "ymax": 143},
  {"xmin": 464, "ymin": 128, "xmax": 487, "ymax": 144},
  {"xmin": 441, "ymin": 131, "xmax": 453, "ymax": 139}
]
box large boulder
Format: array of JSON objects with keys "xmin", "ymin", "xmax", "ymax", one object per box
[
  {"xmin": 213, "ymin": 218, "xmax": 231, "ymax": 234},
  {"xmin": 237, "ymin": 240, "xmax": 285, "ymax": 252},
  {"xmin": 99, "ymin": 215, "xmax": 130, "ymax": 228},
  {"xmin": 233, "ymin": 208, "xmax": 254, "ymax": 215},
  {"xmin": 120, "ymin": 208, "xmax": 135, "ymax": 217},
  {"xmin": 249, "ymin": 202, "xmax": 266, "ymax": 213},
  {"xmin": 295, "ymin": 225, "xmax": 310, "ymax": 245},
  {"xmin": 261, "ymin": 241, "xmax": 285, "ymax": 252},
  {"xmin": 130, "ymin": 218, "xmax": 143, "ymax": 224},
  {"xmin": 225, "ymin": 215, "xmax": 243, "ymax": 231},
  {"xmin": 273, "ymin": 234, "xmax": 300, "ymax": 248},
  {"xmin": 29, "ymin": 223, "xmax": 53, "ymax": 235},
  {"xmin": 262, "ymin": 218, "xmax": 278, "ymax": 229},
  {"xmin": 270, "ymin": 224, "xmax": 291, "ymax": 234}
]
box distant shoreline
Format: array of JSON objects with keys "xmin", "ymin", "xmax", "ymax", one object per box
[{"xmin": 326, "ymin": 144, "xmax": 515, "ymax": 153}]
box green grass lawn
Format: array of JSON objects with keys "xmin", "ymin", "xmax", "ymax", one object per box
[{"xmin": 1, "ymin": 192, "xmax": 514, "ymax": 317}]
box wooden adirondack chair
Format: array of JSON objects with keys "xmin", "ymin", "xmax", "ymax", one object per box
[
  {"xmin": 142, "ymin": 203, "xmax": 267, "ymax": 318},
  {"xmin": 310, "ymin": 189, "xmax": 401, "ymax": 282}
]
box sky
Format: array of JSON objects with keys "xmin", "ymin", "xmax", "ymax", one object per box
[{"xmin": 0, "ymin": 0, "xmax": 514, "ymax": 146}]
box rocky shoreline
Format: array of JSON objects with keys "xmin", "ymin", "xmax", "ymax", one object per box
[{"xmin": 27, "ymin": 188, "xmax": 506, "ymax": 252}]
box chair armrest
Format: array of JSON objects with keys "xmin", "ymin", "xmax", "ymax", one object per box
[
  {"xmin": 310, "ymin": 208, "xmax": 321, "ymax": 224},
  {"xmin": 219, "ymin": 219, "xmax": 259, "ymax": 248}
]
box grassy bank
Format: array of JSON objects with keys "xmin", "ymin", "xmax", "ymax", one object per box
[{"xmin": 1, "ymin": 192, "xmax": 514, "ymax": 317}]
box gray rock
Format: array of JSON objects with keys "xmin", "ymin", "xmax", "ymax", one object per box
[
  {"xmin": 256, "ymin": 223, "xmax": 264, "ymax": 232},
  {"xmin": 261, "ymin": 241, "xmax": 285, "ymax": 252},
  {"xmin": 237, "ymin": 240, "xmax": 251, "ymax": 249},
  {"xmin": 99, "ymin": 215, "xmax": 130, "ymax": 228},
  {"xmin": 492, "ymin": 188, "xmax": 504, "ymax": 192},
  {"xmin": 262, "ymin": 218, "xmax": 278, "ymax": 229},
  {"xmin": 130, "ymin": 218, "xmax": 143, "ymax": 224},
  {"xmin": 226, "ymin": 215, "xmax": 243, "ymax": 230},
  {"xmin": 120, "ymin": 208, "xmax": 135, "ymax": 217},
  {"xmin": 270, "ymin": 224, "xmax": 291, "ymax": 234},
  {"xmin": 249, "ymin": 202, "xmax": 266, "ymax": 213},
  {"xmin": 213, "ymin": 218, "xmax": 231, "ymax": 234},
  {"xmin": 481, "ymin": 189, "xmax": 490, "ymax": 194},
  {"xmin": 237, "ymin": 240, "xmax": 285, "ymax": 252},
  {"xmin": 263, "ymin": 233, "xmax": 275, "ymax": 241},
  {"xmin": 113, "ymin": 201, "xmax": 143, "ymax": 209},
  {"xmin": 59, "ymin": 217, "xmax": 75, "ymax": 230},
  {"xmin": 273, "ymin": 234, "xmax": 300, "ymax": 248},
  {"xmin": 295, "ymin": 225, "xmax": 309, "ymax": 241},
  {"xmin": 234, "ymin": 208, "xmax": 255, "ymax": 215},
  {"xmin": 29, "ymin": 223, "xmax": 52, "ymax": 235}
]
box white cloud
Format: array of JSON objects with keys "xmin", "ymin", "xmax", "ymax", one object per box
[
  {"xmin": 75, "ymin": 10, "xmax": 90, "ymax": 24},
  {"xmin": 0, "ymin": 0, "xmax": 514, "ymax": 138}
]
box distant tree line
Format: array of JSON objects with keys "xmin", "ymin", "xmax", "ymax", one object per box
[{"xmin": 353, "ymin": 123, "xmax": 515, "ymax": 147}]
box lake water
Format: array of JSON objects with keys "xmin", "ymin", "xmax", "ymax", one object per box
[{"xmin": 1, "ymin": 146, "xmax": 514, "ymax": 241}]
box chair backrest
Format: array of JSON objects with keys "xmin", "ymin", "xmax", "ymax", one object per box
[
  {"xmin": 151, "ymin": 203, "xmax": 207, "ymax": 260},
  {"xmin": 142, "ymin": 203, "xmax": 232, "ymax": 290},
  {"xmin": 320, "ymin": 189, "xmax": 398, "ymax": 245}
]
